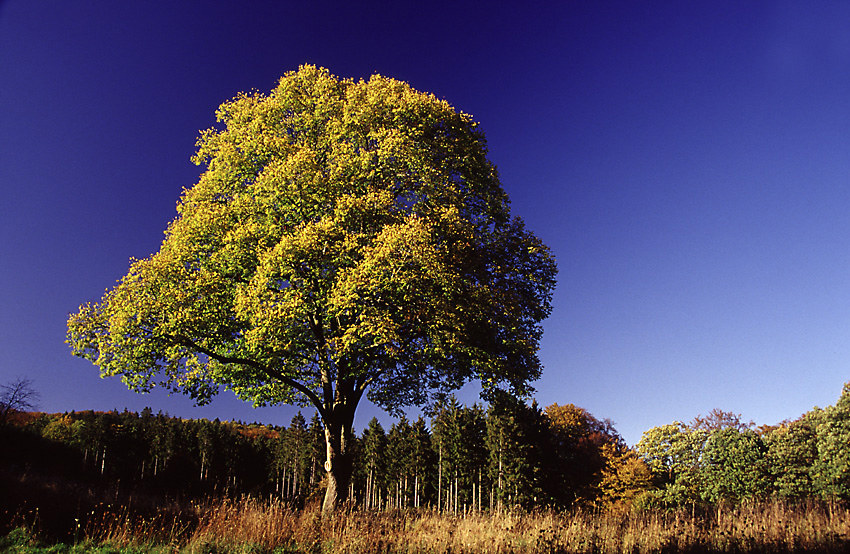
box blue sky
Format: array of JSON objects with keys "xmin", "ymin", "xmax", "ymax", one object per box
[{"xmin": 2, "ymin": 1, "xmax": 849, "ymax": 445}]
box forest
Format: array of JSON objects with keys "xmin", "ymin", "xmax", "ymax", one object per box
[{"xmin": 3, "ymin": 383, "xmax": 850, "ymax": 552}]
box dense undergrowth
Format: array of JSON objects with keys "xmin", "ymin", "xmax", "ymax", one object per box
[{"xmin": 3, "ymin": 496, "xmax": 850, "ymax": 553}]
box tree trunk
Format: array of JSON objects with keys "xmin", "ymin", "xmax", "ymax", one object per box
[
  {"xmin": 322, "ymin": 419, "xmax": 354, "ymax": 513},
  {"xmin": 366, "ymin": 469, "xmax": 373, "ymax": 509},
  {"xmin": 438, "ymin": 443, "xmax": 442, "ymax": 512}
]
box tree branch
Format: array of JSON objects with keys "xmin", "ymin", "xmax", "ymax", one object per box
[{"xmin": 174, "ymin": 335, "xmax": 328, "ymax": 421}]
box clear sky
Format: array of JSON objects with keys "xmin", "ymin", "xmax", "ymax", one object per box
[{"xmin": 2, "ymin": 1, "xmax": 849, "ymax": 446}]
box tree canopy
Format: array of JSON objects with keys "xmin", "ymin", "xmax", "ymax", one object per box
[{"xmin": 67, "ymin": 65, "xmax": 557, "ymax": 511}]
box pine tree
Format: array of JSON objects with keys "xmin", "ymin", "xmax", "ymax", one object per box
[
  {"xmin": 361, "ymin": 418, "xmax": 387, "ymax": 509},
  {"xmin": 409, "ymin": 416, "xmax": 436, "ymax": 508},
  {"xmin": 486, "ymin": 393, "xmax": 546, "ymax": 509},
  {"xmin": 386, "ymin": 416, "xmax": 415, "ymax": 508},
  {"xmin": 431, "ymin": 397, "xmax": 487, "ymax": 512}
]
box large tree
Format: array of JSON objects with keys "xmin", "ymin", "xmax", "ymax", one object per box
[{"xmin": 67, "ymin": 65, "xmax": 557, "ymax": 512}]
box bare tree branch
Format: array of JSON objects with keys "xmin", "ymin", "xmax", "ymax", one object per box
[{"xmin": 0, "ymin": 377, "xmax": 40, "ymax": 424}]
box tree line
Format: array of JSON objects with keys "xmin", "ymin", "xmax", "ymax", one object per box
[
  {"xmin": 5, "ymin": 383, "xmax": 850, "ymax": 511},
  {"xmin": 4, "ymin": 394, "xmax": 620, "ymax": 511},
  {"xmin": 635, "ymin": 382, "xmax": 850, "ymax": 507}
]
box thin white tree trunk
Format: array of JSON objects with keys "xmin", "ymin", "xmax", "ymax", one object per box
[{"xmin": 438, "ymin": 443, "xmax": 442, "ymax": 512}]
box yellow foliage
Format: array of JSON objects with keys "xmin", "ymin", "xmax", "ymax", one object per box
[
  {"xmin": 66, "ymin": 66, "xmax": 557, "ymax": 472},
  {"xmin": 598, "ymin": 443, "xmax": 654, "ymax": 508}
]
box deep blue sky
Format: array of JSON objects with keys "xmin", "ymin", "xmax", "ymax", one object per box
[{"xmin": 2, "ymin": 2, "xmax": 849, "ymax": 445}]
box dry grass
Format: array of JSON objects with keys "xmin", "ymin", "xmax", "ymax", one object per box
[{"xmin": 16, "ymin": 497, "xmax": 850, "ymax": 553}]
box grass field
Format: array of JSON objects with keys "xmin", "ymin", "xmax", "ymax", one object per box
[{"xmin": 3, "ymin": 497, "xmax": 850, "ymax": 553}]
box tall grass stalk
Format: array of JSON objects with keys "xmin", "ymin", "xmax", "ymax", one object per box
[{"xmin": 9, "ymin": 497, "xmax": 850, "ymax": 553}]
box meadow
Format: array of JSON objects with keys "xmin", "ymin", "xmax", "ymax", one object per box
[{"xmin": 4, "ymin": 496, "xmax": 849, "ymax": 553}]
